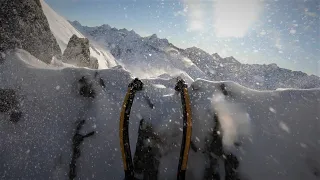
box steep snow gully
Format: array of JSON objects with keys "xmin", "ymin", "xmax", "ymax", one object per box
[{"xmin": 0, "ymin": 50, "xmax": 319, "ymax": 180}]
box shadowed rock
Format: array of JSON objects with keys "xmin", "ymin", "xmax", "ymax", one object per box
[
  {"xmin": 0, "ymin": 89, "xmax": 17, "ymax": 113},
  {"xmin": 0, "ymin": 0, "xmax": 61, "ymax": 63},
  {"xmin": 10, "ymin": 110, "xmax": 22, "ymax": 123},
  {"xmin": 69, "ymin": 120, "xmax": 95, "ymax": 180},
  {"xmin": 0, "ymin": 52, "xmax": 5, "ymax": 64},
  {"xmin": 63, "ymin": 34, "xmax": 98, "ymax": 69},
  {"xmin": 134, "ymin": 119, "xmax": 161, "ymax": 179},
  {"xmin": 78, "ymin": 76, "xmax": 96, "ymax": 98}
]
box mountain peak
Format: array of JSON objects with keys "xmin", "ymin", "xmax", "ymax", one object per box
[
  {"xmin": 149, "ymin": 34, "xmax": 158, "ymax": 39},
  {"xmin": 188, "ymin": 46, "xmax": 201, "ymax": 51},
  {"xmin": 146, "ymin": 34, "xmax": 169, "ymax": 45},
  {"xmin": 101, "ymin": 24, "xmax": 112, "ymax": 29},
  {"xmin": 224, "ymin": 56, "xmax": 240, "ymax": 64},
  {"xmin": 212, "ymin": 52, "xmax": 220, "ymax": 57},
  {"xmin": 269, "ymin": 63, "xmax": 278, "ymax": 68},
  {"xmin": 120, "ymin": 28, "xmax": 129, "ymax": 32},
  {"xmin": 185, "ymin": 46, "xmax": 206, "ymax": 54},
  {"xmin": 71, "ymin": 20, "xmax": 82, "ymax": 26}
]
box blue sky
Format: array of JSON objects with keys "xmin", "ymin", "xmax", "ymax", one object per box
[{"xmin": 45, "ymin": 0, "xmax": 319, "ymax": 75}]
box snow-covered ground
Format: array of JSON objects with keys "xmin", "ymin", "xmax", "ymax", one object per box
[{"xmin": 1, "ymin": 49, "xmax": 319, "ymax": 180}]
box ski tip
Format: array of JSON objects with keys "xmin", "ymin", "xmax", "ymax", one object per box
[
  {"xmin": 129, "ymin": 78, "xmax": 144, "ymax": 91},
  {"xmin": 175, "ymin": 78, "xmax": 187, "ymax": 92}
]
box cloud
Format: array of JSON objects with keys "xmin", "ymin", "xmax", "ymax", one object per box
[
  {"xmin": 213, "ymin": 0, "xmax": 263, "ymax": 38},
  {"xmin": 182, "ymin": 0, "xmax": 204, "ymax": 32}
]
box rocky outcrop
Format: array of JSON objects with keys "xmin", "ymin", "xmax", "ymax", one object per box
[
  {"xmin": 63, "ymin": 35, "xmax": 98, "ymax": 69},
  {"xmin": 0, "ymin": 0, "xmax": 61, "ymax": 63},
  {"xmin": 0, "ymin": 89, "xmax": 22, "ymax": 122},
  {"xmin": 0, "ymin": 89, "xmax": 17, "ymax": 113}
]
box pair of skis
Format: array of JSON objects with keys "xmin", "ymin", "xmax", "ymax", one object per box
[{"xmin": 119, "ymin": 78, "xmax": 192, "ymax": 180}]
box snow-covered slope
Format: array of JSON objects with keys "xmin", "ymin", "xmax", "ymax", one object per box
[
  {"xmin": 40, "ymin": 0, "xmax": 117, "ymax": 69},
  {"xmin": 1, "ymin": 49, "xmax": 319, "ymax": 180}
]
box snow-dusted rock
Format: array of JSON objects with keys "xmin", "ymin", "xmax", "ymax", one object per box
[
  {"xmin": 63, "ymin": 35, "xmax": 98, "ymax": 69},
  {"xmin": 0, "ymin": 0, "xmax": 61, "ymax": 63}
]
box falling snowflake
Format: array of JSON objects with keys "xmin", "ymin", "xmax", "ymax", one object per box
[
  {"xmin": 269, "ymin": 107, "xmax": 276, "ymax": 113},
  {"xmin": 300, "ymin": 143, "xmax": 307, "ymax": 148},
  {"xmin": 290, "ymin": 29, "xmax": 296, "ymax": 34},
  {"xmin": 196, "ymin": 137, "xmax": 200, "ymax": 142},
  {"xmin": 279, "ymin": 121, "xmax": 290, "ymax": 133},
  {"xmin": 260, "ymin": 31, "xmax": 266, "ymax": 35}
]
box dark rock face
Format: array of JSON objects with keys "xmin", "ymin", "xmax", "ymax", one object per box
[
  {"xmin": 0, "ymin": 52, "xmax": 5, "ymax": 64},
  {"xmin": 10, "ymin": 110, "xmax": 23, "ymax": 123},
  {"xmin": 89, "ymin": 57, "xmax": 99, "ymax": 69},
  {"xmin": 133, "ymin": 119, "xmax": 161, "ymax": 179},
  {"xmin": 0, "ymin": 0, "xmax": 61, "ymax": 63},
  {"xmin": 69, "ymin": 120, "xmax": 95, "ymax": 180},
  {"xmin": 0, "ymin": 89, "xmax": 17, "ymax": 113},
  {"xmin": 63, "ymin": 34, "xmax": 98, "ymax": 69},
  {"xmin": 78, "ymin": 76, "xmax": 96, "ymax": 98},
  {"xmin": 0, "ymin": 89, "xmax": 22, "ymax": 123}
]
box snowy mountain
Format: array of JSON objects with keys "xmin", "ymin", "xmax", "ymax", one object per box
[
  {"xmin": 71, "ymin": 21, "xmax": 206, "ymax": 81},
  {"xmin": 183, "ymin": 47, "xmax": 320, "ymax": 90},
  {"xmin": 71, "ymin": 21, "xmax": 320, "ymax": 90},
  {"xmin": 0, "ymin": 1, "xmax": 320, "ymax": 180}
]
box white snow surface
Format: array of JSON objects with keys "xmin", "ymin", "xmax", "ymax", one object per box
[
  {"xmin": 1, "ymin": 49, "xmax": 320, "ymax": 180},
  {"xmin": 41, "ymin": 0, "xmax": 117, "ymax": 69}
]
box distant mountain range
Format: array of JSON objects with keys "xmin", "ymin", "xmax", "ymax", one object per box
[{"xmin": 70, "ymin": 20, "xmax": 320, "ymax": 90}]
